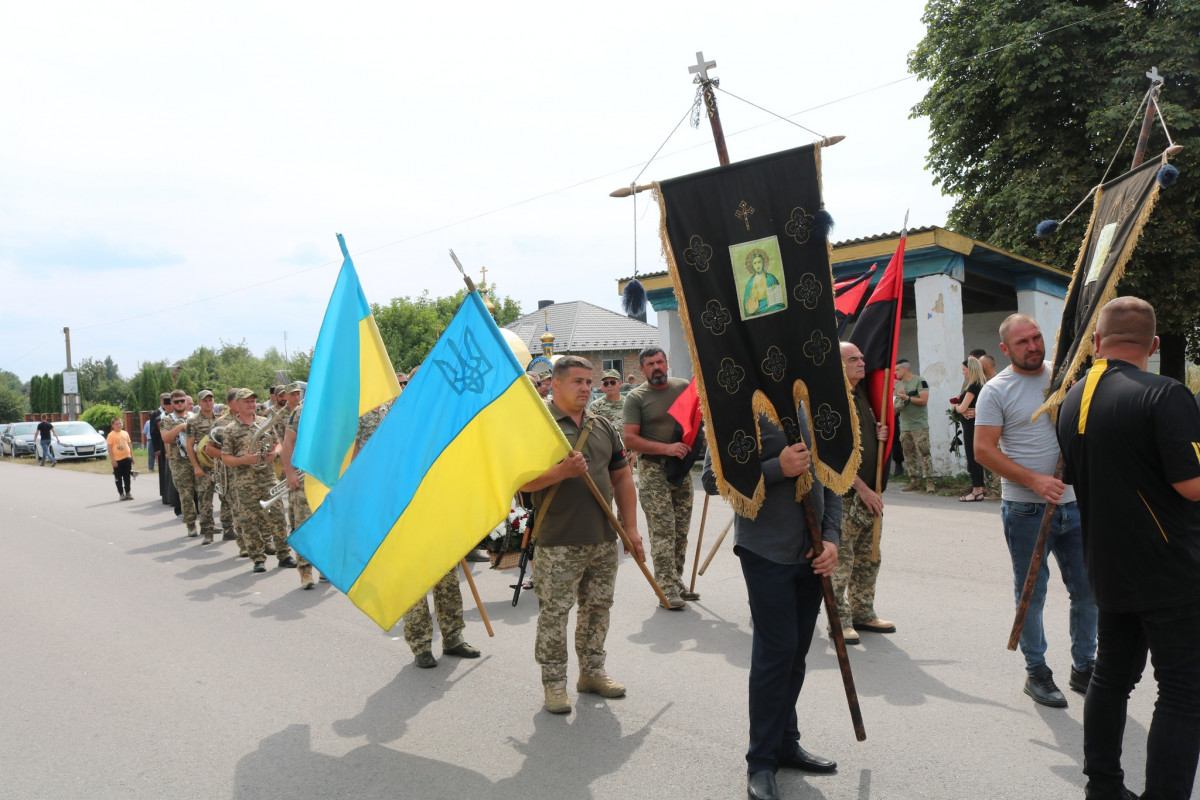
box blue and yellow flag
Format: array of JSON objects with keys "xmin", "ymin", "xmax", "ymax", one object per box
[
  {"xmin": 290, "ymin": 291, "xmax": 571, "ymax": 630},
  {"xmin": 293, "ymin": 234, "xmax": 400, "ymax": 510}
]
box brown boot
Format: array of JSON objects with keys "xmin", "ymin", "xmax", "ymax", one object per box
[
  {"xmin": 299, "ymin": 566, "xmax": 315, "ymax": 590},
  {"xmin": 577, "ymin": 673, "xmax": 626, "ymax": 698},
  {"xmin": 544, "ymin": 684, "xmax": 571, "ymax": 714}
]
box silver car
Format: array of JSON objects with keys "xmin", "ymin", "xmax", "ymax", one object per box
[
  {"xmin": 48, "ymin": 421, "xmax": 109, "ymax": 461},
  {"xmin": 2, "ymin": 421, "xmax": 39, "ymax": 457}
]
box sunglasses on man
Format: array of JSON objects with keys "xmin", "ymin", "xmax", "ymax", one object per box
[{"xmin": 601, "ymin": 380, "xmax": 619, "ymax": 386}]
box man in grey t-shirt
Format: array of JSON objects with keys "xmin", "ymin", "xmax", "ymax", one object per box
[{"xmin": 975, "ymin": 313, "xmax": 1097, "ymax": 709}]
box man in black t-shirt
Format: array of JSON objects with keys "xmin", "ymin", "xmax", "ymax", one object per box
[
  {"xmin": 35, "ymin": 415, "xmax": 61, "ymax": 466},
  {"xmin": 1056, "ymin": 297, "xmax": 1200, "ymax": 800}
]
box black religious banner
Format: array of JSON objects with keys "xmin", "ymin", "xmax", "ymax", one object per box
[
  {"xmin": 1036, "ymin": 154, "xmax": 1168, "ymax": 420},
  {"xmin": 656, "ymin": 144, "xmax": 859, "ymax": 518}
]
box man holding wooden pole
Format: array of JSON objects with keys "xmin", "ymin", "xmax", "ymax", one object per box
[
  {"xmin": 831, "ymin": 342, "xmax": 894, "ymax": 646},
  {"xmin": 975, "ymin": 313, "xmax": 1097, "ymax": 708},
  {"xmin": 521, "ymin": 355, "xmax": 645, "ymax": 715}
]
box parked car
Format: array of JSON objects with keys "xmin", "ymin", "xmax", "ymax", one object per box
[
  {"xmin": 2, "ymin": 422, "xmax": 39, "ymax": 457},
  {"xmin": 48, "ymin": 421, "xmax": 109, "ymax": 461}
]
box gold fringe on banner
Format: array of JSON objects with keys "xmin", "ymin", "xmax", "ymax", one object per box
[
  {"xmin": 1034, "ymin": 152, "xmax": 1168, "ymax": 424},
  {"xmin": 652, "ymin": 141, "xmax": 860, "ymax": 519}
]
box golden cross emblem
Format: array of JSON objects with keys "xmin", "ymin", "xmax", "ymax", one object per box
[{"xmin": 735, "ymin": 200, "xmax": 755, "ymax": 231}]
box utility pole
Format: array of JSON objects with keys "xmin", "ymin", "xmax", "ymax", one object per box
[
  {"xmin": 62, "ymin": 326, "xmax": 78, "ymax": 421},
  {"xmin": 284, "ymin": 331, "xmax": 289, "ymax": 362}
]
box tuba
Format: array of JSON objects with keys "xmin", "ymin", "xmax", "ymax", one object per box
[{"xmin": 195, "ymin": 425, "xmax": 227, "ymax": 470}]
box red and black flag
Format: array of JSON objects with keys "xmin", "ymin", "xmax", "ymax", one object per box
[
  {"xmin": 848, "ymin": 235, "xmax": 905, "ymax": 465},
  {"xmin": 656, "ymin": 143, "xmax": 860, "ymax": 518},
  {"xmin": 665, "ymin": 377, "xmax": 705, "ymax": 486},
  {"xmin": 833, "ymin": 264, "xmax": 877, "ymax": 336},
  {"xmin": 1036, "ymin": 154, "xmax": 1172, "ymax": 420}
]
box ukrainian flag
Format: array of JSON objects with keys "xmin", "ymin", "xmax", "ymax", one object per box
[
  {"xmin": 289, "ymin": 291, "xmax": 571, "ymax": 629},
  {"xmin": 293, "ymin": 234, "xmax": 400, "ymax": 511}
]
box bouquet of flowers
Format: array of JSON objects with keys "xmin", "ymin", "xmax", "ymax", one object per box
[{"xmin": 487, "ymin": 504, "xmax": 531, "ymax": 554}]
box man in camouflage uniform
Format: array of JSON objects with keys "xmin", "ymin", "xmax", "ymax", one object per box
[
  {"xmin": 280, "ymin": 383, "xmax": 318, "ymax": 589},
  {"xmin": 623, "ymin": 347, "xmax": 694, "ymax": 608},
  {"xmin": 832, "ymin": 343, "xmax": 897, "ymax": 646},
  {"xmin": 894, "ymin": 358, "xmax": 935, "ymax": 494},
  {"xmin": 588, "ymin": 369, "xmax": 626, "ymax": 432},
  {"xmin": 184, "ymin": 389, "xmax": 221, "ymax": 544},
  {"xmin": 220, "ymin": 388, "xmax": 296, "ymax": 573},
  {"xmin": 355, "ymin": 370, "xmax": 481, "ymax": 667},
  {"xmin": 160, "ymin": 390, "xmax": 199, "ymax": 537},
  {"xmin": 522, "ymin": 356, "xmax": 644, "ymax": 714}
]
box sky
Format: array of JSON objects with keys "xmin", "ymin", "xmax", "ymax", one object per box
[{"xmin": 0, "ymin": 1, "xmax": 955, "ymax": 383}]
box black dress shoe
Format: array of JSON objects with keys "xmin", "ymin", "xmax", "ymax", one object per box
[
  {"xmin": 747, "ymin": 770, "xmax": 778, "ymax": 800},
  {"xmin": 1069, "ymin": 664, "xmax": 1093, "ymax": 694},
  {"xmin": 1024, "ymin": 670, "xmax": 1068, "ymax": 708},
  {"xmin": 779, "ymin": 745, "xmax": 837, "ymax": 773}
]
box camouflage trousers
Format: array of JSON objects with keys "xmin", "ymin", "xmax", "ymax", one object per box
[
  {"xmin": 637, "ymin": 460, "xmax": 693, "ymax": 596},
  {"xmin": 192, "ymin": 467, "xmax": 217, "ymax": 538},
  {"xmin": 900, "ymin": 429, "xmax": 933, "ymax": 482},
  {"xmin": 169, "ymin": 457, "xmax": 200, "ymax": 530},
  {"xmin": 215, "ymin": 464, "xmax": 238, "ymax": 541},
  {"xmin": 831, "ymin": 493, "xmax": 882, "ymax": 625},
  {"xmin": 533, "ymin": 540, "xmax": 618, "ymax": 687},
  {"xmin": 286, "ymin": 475, "xmax": 311, "ymax": 570},
  {"xmin": 230, "ymin": 468, "xmax": 290, "ymax": 563},
  {"xmin": 403, "ymin": 570, "xmax": 465, "ymax": 655}
]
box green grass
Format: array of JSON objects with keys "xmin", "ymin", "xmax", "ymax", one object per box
[{"xmin": 2, "ymin": 445, "xmax": 153, "ymax": 477}]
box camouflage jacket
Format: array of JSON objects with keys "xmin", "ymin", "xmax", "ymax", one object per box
[
  {"xmin": 355, "ymin": 397, "xmax": 396, "ymax": 450},
  {"xmin": 221, "ymin": 415, "xmax": 269, "ymax": 478},
  {"xmin": 159, "ymin": 412, "xmax": 191, "ymax": 460},
  {"xmin": 588, "ymin": 396, "xmax": 626, "ymax": 432},
  {"xmin": 186, "ymin": 412, "xmax": 221, "ymax": 466}
]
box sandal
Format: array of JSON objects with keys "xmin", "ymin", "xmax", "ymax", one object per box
[{"xmin": 958, "ymin": 490, "xmax": 985, "ymax": 502}]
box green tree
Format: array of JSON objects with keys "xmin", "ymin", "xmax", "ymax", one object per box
[
  {"xmin": 126, "ymin": 362, "xmax": 173, "ymax": 412},
  {"xmin": 0, "ymin": 369, "xmax": 23, "ymax": 394},
  {"xmin": 77, "ymin": 356, "xmax": 129, "ymax": 409},
  {"xmin": 373, "ymin": 289, "xmax": 523, "ymax": 371},
  {"xmin": 911, "ymin": 0, "xmax": 1200, "ymax": 375},
  {"xmin": 0, "ymin": 386, "xmax": 26, "ymax": 422},
  {"xmin": 80, "ymin": 403, "xmax": 122, "ymax": 435}
]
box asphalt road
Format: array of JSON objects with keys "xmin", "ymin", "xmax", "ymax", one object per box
[{"xmin": 0, "ymin": 459, "xmax": 1171, "ymax": 800}]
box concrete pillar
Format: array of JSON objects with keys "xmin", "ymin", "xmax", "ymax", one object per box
[
  {"xmin": 914, "ymin": 272, "xmax": 966, "ymax": 476},
  {"xmin": 655, "ymin": 309, "xmax": 693, "ymax": 380},
  {"xmin": 1017, "ymin": 288, "xmax": 1065, "ymax": 359}
]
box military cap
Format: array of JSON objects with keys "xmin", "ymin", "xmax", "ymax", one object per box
[
  {"xmin": 233, "ymin": 387, "xmax": 258, "ymax": 400},
  {"xmin": 281, "ymin": 381, "xmax": 303, "ymax": 394},
  {"xmin": 197, "ymin": 389, "xmax": 214, "ymax": 400},
  {"xmin": 602, "ymin": 369, "xmax": 622, "ymax": 381}
]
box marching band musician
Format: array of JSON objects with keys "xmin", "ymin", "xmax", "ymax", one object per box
[
  {"xmin": 160, "ymin": 389, "xmax": 199, "ymax": 538},
  {"xmin": 211, "ymin": 388, "xmax": 243, "ymax": 550},
  {"xmin": 219, "ymin": 388, "xmax": 296, "ymax": 574},
  {"xmin": 184, "ymin": 390, "xmax": 221, "ymax": 545},
  {"xmin": 279, "ymin": 382, "xmax": 318, "ymax": 589}
]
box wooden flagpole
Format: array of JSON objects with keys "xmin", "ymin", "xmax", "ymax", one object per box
[
  {"xmin": 460, "ymin": 559, "xmax": 494, "ymax": 637},
  {"xmin": 685, "ymin": 52, "xmax": 864, "ymax": 740},
  {"xmin": 688, "ymin": 494, "xmax": 710, "ymax": 593},
  {"xmin": 870, "ymin": 366, "xmax": 891, "ymax": 560},
  {"xmin": 699, "ymin": 517, "xmax": 734, "ymax": 575}
]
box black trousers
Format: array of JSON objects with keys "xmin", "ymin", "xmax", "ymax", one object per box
[
  {"xmin": 112, "ymin": 457, "xmax": 132, "ymax": 496},
  {"xmin": 737, "ymin": 545, "xmax": 823, "ymax": 773},
  {"xmin": 962, "ymin": 418, "xmax": 984, "ymax": 487},
  {"xmin": 157, "ymin": 448, "xmax": 170, "ymax": 503}
]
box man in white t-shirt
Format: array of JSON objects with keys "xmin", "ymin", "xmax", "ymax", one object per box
[{"xmin": 974, "ymin": 313, "xmax": 1097, "ymax": 710}]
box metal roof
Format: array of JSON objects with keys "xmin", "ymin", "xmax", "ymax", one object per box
[{"xmin": 504, "ymin": 301, "xmax": 659, "ymax": 354}]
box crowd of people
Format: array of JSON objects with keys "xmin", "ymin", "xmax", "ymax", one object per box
[{"xmin": 76, "ymin": 304, "xmax": 1197, "ymax": 800}]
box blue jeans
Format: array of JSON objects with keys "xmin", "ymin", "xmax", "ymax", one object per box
[
  {"xmin": 38, "ymin": 439, "xmax": 55, "ymax": 465},
  {"xmin": 1001, "ymin": 500, "xmax": 1097, "ymax": 675},
  {"xmin": 1084, "ymin": 601, "xmax": 1200, "ymax": 800},
  {"xmin": 147, "ymin": 443, "xmax": 156, "ymax": 471}
]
